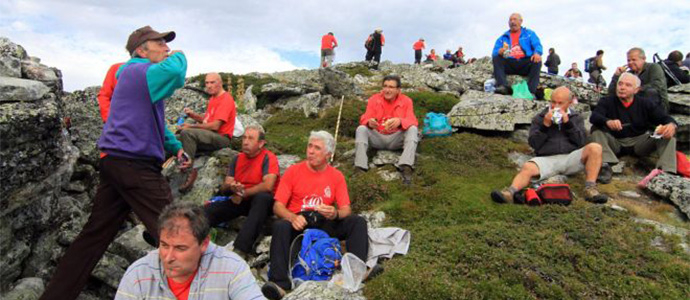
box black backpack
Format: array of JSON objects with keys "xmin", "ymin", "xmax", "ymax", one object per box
[
  {"xmin": 584, "ymin": 57, "xmax": 596, "ymax": 73},
  {"xmin": 364, "ymin": 35, "xmax": 373, "ymax": 50},
  {"xmin": 653, "ymin": 53, "xmax": 681, "ymax": 86}
]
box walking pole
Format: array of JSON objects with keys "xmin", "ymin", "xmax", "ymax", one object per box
[{"xmin": 331, "ymin": 96, "xmax": 345, "ymax": 162}]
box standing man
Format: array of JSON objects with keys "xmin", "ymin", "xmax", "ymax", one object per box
[
  {"xmin": 607, "ymin": 48, "xmax": 668, "ymax": 112},
  {"xmin": 115, "ymin": 202, "xmax": 264, "ymax": 300},
  {"xmin": 412, "ymin": 38, "xmax": 425, "ymax": 65},
  {"xmin": 365, "ymin": 28, "xmax": 385, "ymax": 70},
  {"xmin": 261, "ymin": 131, "xmax": 369, "ymax": 300},
  {"xmin": 545, "ymin": 48, "xmax": 561, "ymax": 75},
  {"xmin": 355, "ymin": 75, "xmax": 418, "ymax": 185},
  {"xmin": 204, "ymin": 125, "xmax": 279, "ymax": 259},
  {"xmin": 491, "ymin": 13, "xmax": 543, "ymax": 96},
  {"xmin": 587, "ymin": 50, "xmax": 607, "ymax": 89},
  {"xmin": 40, "ymin": 25, "xmax": 188, "ymax": 300},
  {"xmin": 320, "ymin": 32, "xmax": 338, "ymax": 68},
  {"xmin": 96, "ymin": 62, "xmax": 124, "ymax": 122},
  {"xmin": 178, "ymin": 72, "xmax": 236, "ymax": 192}
]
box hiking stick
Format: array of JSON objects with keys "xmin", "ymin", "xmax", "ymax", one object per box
[{"xmin": 331, "ymin": 95, "xmax": 345, "ymax": 162}]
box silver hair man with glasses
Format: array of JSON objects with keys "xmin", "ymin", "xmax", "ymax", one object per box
[{"xmin": 607, "ymin": 47, "xmax": 669, "ymax": 112}]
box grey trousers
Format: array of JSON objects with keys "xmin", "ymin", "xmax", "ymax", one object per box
[
  {"xmin": 178, "ymin": 128, "xmax": 231, "ymax": 158},
  {"xmin": 590, "ymin": 129, "xmax": 677, "ymax": 173},
  {"xmin": 354, "ymin": 125, "xmax": 418, "ymax": 169}
]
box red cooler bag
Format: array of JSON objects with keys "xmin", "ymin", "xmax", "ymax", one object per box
[{"xmin": 536, "ymin": 184, "xmax": 572, "ymax": 206}]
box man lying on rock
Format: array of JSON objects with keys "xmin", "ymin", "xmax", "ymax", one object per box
[
  {"xmin": 492, "ymin": 87, "xmax": 609, "ymax": 204},
  {"xmin": 204, "ymin": 125, "xmax": 279, "ymax": 259},
  {"xmin": 590, "ymin": 72, "xmax": 678, "ymax": 183},
  {"xmin": 262, "ymin": 131, "xmax": 379, "ymax": 300},
  {"xmin": 115, "ymin": 202, "xmax": 264, "ymax": 300}
]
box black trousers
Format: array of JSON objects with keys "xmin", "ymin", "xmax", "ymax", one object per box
[
  {"xmin": 204, "ymin": 191, "xmax": 274, "ymax": 253},
  {"xmin": 492, "ymin": 55, "xmax": 542, "ymax": 94},
  {"xmin": 414, "ymin": 50, "xmax": 422, "ymax": 64},
  {"xmin": 366, "ymin": 50, "xmax": 382, "ymax": 68},
  {"xmin": 268, "ymin": 215, "xmax": 369, "ymax": 290},
  {"xmin": 40, "ymin": 156, "xmax": 172, "ymax": 300}
]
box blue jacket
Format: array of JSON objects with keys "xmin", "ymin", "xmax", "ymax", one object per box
[{"xmin": 492, "ymin": 27, "xmax": 543, "ymax": 59}]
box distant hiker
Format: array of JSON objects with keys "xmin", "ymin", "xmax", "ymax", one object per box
[
  {"xmin": 607, "ymin": 47, "xmax": 669, "ymax": 112},
  {"xmin": 443, "ymin": 49, "xmax": 453, "ymax": 61},
  {"xmin": 204, "ymin": 125, "xmax": 279, "ymax": 259},
  {"xmin": 663, "ymin": 50, "xmax": 690, "ymax": 88},
  {"xmin": 683, "ymin": 52, "xmax": 690, "ymax": 69},
  {"xmin": 115, "ymin": 203, "xmax": 263, "ymax": 300},
  {"xmin": 40, "ymin": 25, "xmax": 188, "ymax": 300},
  {"xmin": 365, "ymin": 28, "xmax": 385, "ymax": 70},
  {"xmin": 412, "ymin": 38, "xmax": 425, "ymax": 65},
  {"xmin": 564, "ymin": 62, "xmax": 583, "ymax": 81},
  {"xmin": 545, "ymin": 47, "xmax": 561, "ymax": 75},
  {"xmin": 491, "ymin": 13, "xmax": 543, "ymax": 96},
  {"xmin": 425, "ymin": 49, "xmax": 438, "ymax": 62},
  {"xmin": 261, "ymin": 131, "xmax": 371, "ymax": 300},
  {"xmin": 453, "ymin": 46, "xmax": 466, "ymax": 66},
  {"xmin": 587, "ymin": 50, "xmax": 607, "ymax": 89},
  {"xmin": 320, "ymin": 32, "xmax": 338, "ymax": 68},
  {"xmin": 591, "ymin": 73, "xmax": 678, "ymax": 183},
  {"xmin": 491, "ymin": 87, "xmax": 609, "ymax": 205},
  {"xmin": 177, "ymin": 72, "xmax": 237, "ymax": 193},
  {"xmin": 97, "ymin": 62, "xmax": 124, "ymax": 122},
  {"xmin": 355, "ymin": 75, "xmax": 418, "ymax": 185}
]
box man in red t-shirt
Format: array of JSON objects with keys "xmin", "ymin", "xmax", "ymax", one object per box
[
  {"xmin": 355, "ymin": 75, "xmax": 418, "ymax": 185},
  {"xmin": 96, "ymin": 62, "xmax": 125, "ymax": 122},
  {"xmin": 320, "ymin": 32, "xmax": 338, "ymax": 68},
  {"xmin": 178, "ymin": 72, "xmax": 237, "ymax": 192},
  {"xmin": 261, "ymin": 131, "xmax": 369, "ymax": 300},
  {"xmin": 491, "ymin": 13, "xmax": 543, "ymax": 96},
  {"xmin": 204, "ymin": 125, "xmax": 279, "ymax": 258},
  {"xmin": 412, "ymin": 38, "xmax": 425, "ymax": 64}
]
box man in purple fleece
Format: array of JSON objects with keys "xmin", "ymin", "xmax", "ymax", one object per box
[{"xmin": 40, "ymin": 26, "xmax": 188, "ymax": 300}]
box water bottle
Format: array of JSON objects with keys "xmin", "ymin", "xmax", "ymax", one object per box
[
  {"xmin": 176, "ymin": 114, "xmax": 186, "ymax": 126},
  {"xmin": 484, "ymin": 79, "xmax": 496, "ymax": 93}
]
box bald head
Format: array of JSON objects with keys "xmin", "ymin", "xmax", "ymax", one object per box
[
  {"xmin": 509, "ymin": 13, "xmax": 523, "ymax": 32},
  {"xmin": 204, "ymin": 72, "xmax": 224, "ymax": 96},
  {"xmin": 550, "ymin": 86, "xmax": 573, "ymax": 111}
]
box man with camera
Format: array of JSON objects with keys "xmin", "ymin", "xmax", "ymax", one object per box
[
  {"xmin": 491, "ymin": 87, "xmax": 609, "ymax": 205},
  {"xmin": 261, "ymin": 131, "xmax": 369, "ymax": 300}
]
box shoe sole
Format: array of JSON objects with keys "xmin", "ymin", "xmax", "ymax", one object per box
[
  {"xmin": 490, "ymin": 191, "xmax": 507, "ymax": 204},
  {"xmin": 585, "ymin": 195, "xmax": 608, "ymax": 204},
  {"xmin": 261, "ymin": 284, "xmax": 284, "ymax": 300}
]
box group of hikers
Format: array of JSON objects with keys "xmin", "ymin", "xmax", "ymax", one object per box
[{"xmin": 37, "ymin": 11, "xmax": 686, "ymax": 300}]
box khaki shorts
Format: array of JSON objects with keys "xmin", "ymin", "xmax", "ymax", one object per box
[{"xmin": 529, "ymin": 148, "xmax": 585, "ymax": 180}]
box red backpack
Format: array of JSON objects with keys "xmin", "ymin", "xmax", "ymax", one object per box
[{"xmin": 677, "ymin": 151, "xmax": 690, "ymax": 178}]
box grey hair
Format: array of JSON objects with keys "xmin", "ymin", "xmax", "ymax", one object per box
[
  {"xmin": 130, "ymin": 42, "xmax": 149, "ymax": 58},
  {"xmin": 309, "ymin": 130, "xmax": 335, "ymax": 154},
  {"xmin": 244, "ymin": 124, "xmax": 266, "ymax": 141},
  {"xmin": 157, "ymin": 202, "xmax": 210, "ymax": 245},
  {"xmin": 619, "ymin": 72, "xmax": 641, "ymax": 88},
  {"xmin": 627, "ymin": 47, "xmax": 646, "ymax": 59}
]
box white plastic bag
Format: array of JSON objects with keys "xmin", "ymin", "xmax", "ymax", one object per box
[{"xmin": 233, "ymin": 116, "xmax": 244, "ymax": 137}]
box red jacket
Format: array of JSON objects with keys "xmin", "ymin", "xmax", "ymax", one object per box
[
  {"xmin": 97, "ymin": 62, "xmax": 124, "ymax": 122},
  {"xmin": 359, "ymin": 93, "xmax": 418, "ymax": 134}
]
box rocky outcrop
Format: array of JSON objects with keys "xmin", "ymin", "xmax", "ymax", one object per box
[
  {"xmin": 447, "ymin": 90, "xmax": 545, "ymax": 131},
  {"xmin": 319, "ymin": 67, "xmax": 363, "ymax": 97},
  {"xmin": 647, "ymin": 173, "xmax": 690, "ymax": 218},
  {"xmin": 62, "ymin": 87, "xmax": 103, "ymax": 165}
]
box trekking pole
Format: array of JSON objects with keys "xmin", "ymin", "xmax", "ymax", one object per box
[{"xmin": 330, "ymin": 95, "xmax": 345, "ymax": 162}]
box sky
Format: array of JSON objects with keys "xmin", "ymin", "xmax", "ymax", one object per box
[{"xmin": 1, "ymin": 0, "xmax": 688, "ymax": 92}]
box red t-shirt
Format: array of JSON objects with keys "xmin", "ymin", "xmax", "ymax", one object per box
[
  {"xmin": 509, "ymin": 30, "xmax": 525, "ymax": 59},
  {"xmin": 275, "ymin": 162, "xmax": 350, "ymax": 214},
  {"xmin": 621, "ymin": 98, "xmax": 634, "ymax": 108},
  {"xmin": 321, "ymin": 34, "xmax": 338, "ymax": 50},
  {"xmin": 203, "ymin": 92, "xmax": 236, "ymax": 137},
  {"xmin": 166, "ymin": 269, "xmax": 197, "ymax": 300},
  {"xmin": 97, "ymin": 62, "xmax": 124, "ymax": 123},
  {"xmin": 413, "ymin": 41, "xmax": 425, "ymax": 50},
  {"xmin": 227, "ymin": 148, "xmax": 280, "ymax": 192}
]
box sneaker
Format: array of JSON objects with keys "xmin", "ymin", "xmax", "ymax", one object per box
[
  {"xmin": 584, "ymin": 186, "xmax": 608, "ymax": 204},
  {"xmin": 178, "ymin": 168, "xmax": 198, "ymax": 193},
  {"xmin": 494, "ymin": 85, "xmax": 511, "ymax": 95},
  {"xmin": 597, "ymin": 164, "xmax": 613, "ymax": 184},
  {"xmin": 490, "ymin": 188, "xmax": 514, "ymax": 204},
  {"xmin": 261, "ymin": 282, "xmax": 286, "ymax": 300},
  {"xmin": 400, "ymin": 165, "xmax": 413, "ymax": 186}
]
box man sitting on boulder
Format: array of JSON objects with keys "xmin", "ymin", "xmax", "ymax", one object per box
[
  {"xmin": 204, "ymin": 125, "xmax": 279, "ymax": 259},
  {"xmin": 591, "ymin": 73, "xmax": 678, "ymax": 183},
  {"xmin": 178, "ymin": 72, "xmax": 237, "ymax": 192},
  {"xmin": 261, "ymin": 131, "xmax": 371, "ymax": 300},
  {"xmin": 607, "ymin": 47, "xmax": 669, "ymax": 112},
  {"xmin": 491, "ymin": 13, "xmax": 543, "ymax": 96},
  {"xmin": 355, "ymin": 75, "xmax": 418, "ymax": 185},
  {"xmin": 115, "ymin": 202, "xmax": 263, "ymax": 300},
  {"xmin": 491, "ymin": 87, "xmax": 609, "ymax": 204}
]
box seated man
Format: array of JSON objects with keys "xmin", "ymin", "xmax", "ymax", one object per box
[
  {"xmin": 591, "ymin": 73, "xmax": 678, "ymax": 182},
  {"xmin": 178, "ymin": 72, "xmax": 237, "ymax": 192},
  {"xmin": 115, "ymin": 202, "xmax": 263, "ymax": 300},
  {"xmin": 607, "ymin": 47, "xmax": 668, "ymax": 112},
  {"xmin": 564, "ymin": 62, "xmax": 583, "ymax": 81},
  {"xmin": 491, "ymin": 13, "xmax": 543, "ymax": 96},
  {"xmin": 261, "ymin": 131, "xmax": 369, "ymax": 300},
  {"xmin": 425, "ymin": 49, "xmax": 438, "ymax": 62},
  {"xmin": 204, "ymin": 125, "xmax": 279, "ymax": 258},
  {"xmin": 492, "ymin": 87, "xmax": 608, "ymax": 204},
  {"xmin": 355, "ymin": 75, "xmax": 419, "ymax": 185},
  {"xmin": 443, "ymin": 49, "xmax": 453, "ymax": 61}
]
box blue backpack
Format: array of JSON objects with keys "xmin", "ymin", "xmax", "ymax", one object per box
[
  {"xmin": 422, "ymin": 112, "xmax": 452, "ymax": 137},
  {"xmin": 291, "ymin": 229, "xmax": 342, "ymax": 281}
]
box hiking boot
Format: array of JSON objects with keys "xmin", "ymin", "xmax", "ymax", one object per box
[
  {"xmin": 597, "ymin": 164, "xmax": 612, "ymax": 184},
  {"xmin": 178, "ymin": 168, "xmax": 198, "ymax": 193},
  {"xmin": 364, "ymin": 263, "xmax": 385, "ymax": 282},
  {"xmin": 584, "ymin": 185, "xmax": 608, "ymax": 204},
  {"xmin": 490, "ymin": 188, "xmax": 514, "ymax": 204},
  {"xmin": 494, "ymin": 85, "xmax": 511, "ymax": 95},
  {"xmin": 400, "ymin": 165, "xmax": 413, "ymax": 186},
  {"xmin": 261, "ymin": 282, "xmax": 286, "ymax": 300}
]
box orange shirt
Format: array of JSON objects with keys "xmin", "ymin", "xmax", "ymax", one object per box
[
  {"xmin": 413, "ymin": 40, "xmax": 425, "ymax": 50},
  {"xmin": 166, "ymin": 269, "xmax": 198, "ymax": 300},
  {"xmin": 275, "ymin": 162, "xmax": 350, "ymax": 214},
  {"xmin": 97, "ymin": 62, "xmax": 124, "ymax": 122},
  {"xmin": 359, "ymin": 93, "xmax": 418, "ymax": 134},
  {"xmin": 509, "ymin": 30, "xmax": 525, "ymax": 59},
  {"xmin": 321, "ymin": 34, "xmax": 338, "ymax": 50},
  {"xmin": 203, "ymin": 92, "xmax": 236, "ymax": 137}
]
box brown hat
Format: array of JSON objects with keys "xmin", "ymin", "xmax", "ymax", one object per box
[{"xmin": 125, "ymin": 26, "xmax": 175, "ymax": 54}]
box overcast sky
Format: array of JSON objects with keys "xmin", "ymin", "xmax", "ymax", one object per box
[{"xmin": 1, "ymin": 0, "xmax": 688, "ymax": 91}]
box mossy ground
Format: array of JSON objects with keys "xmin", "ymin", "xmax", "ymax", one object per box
[{"xmin": 262, "ymin": 93, "xmax": 690, "ymax": 299}]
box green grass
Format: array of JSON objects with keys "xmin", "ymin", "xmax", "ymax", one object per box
[
  {"xmin": 406, "ymin": 91, "xmax": 460, "ymax": 120},
  {"xmin": 337, "ymin": 64, "xmax": 374, "ymax": 78},
  {"xmin": 262, "ymin": 96, "xmax": 690, "ymax": 300}
]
